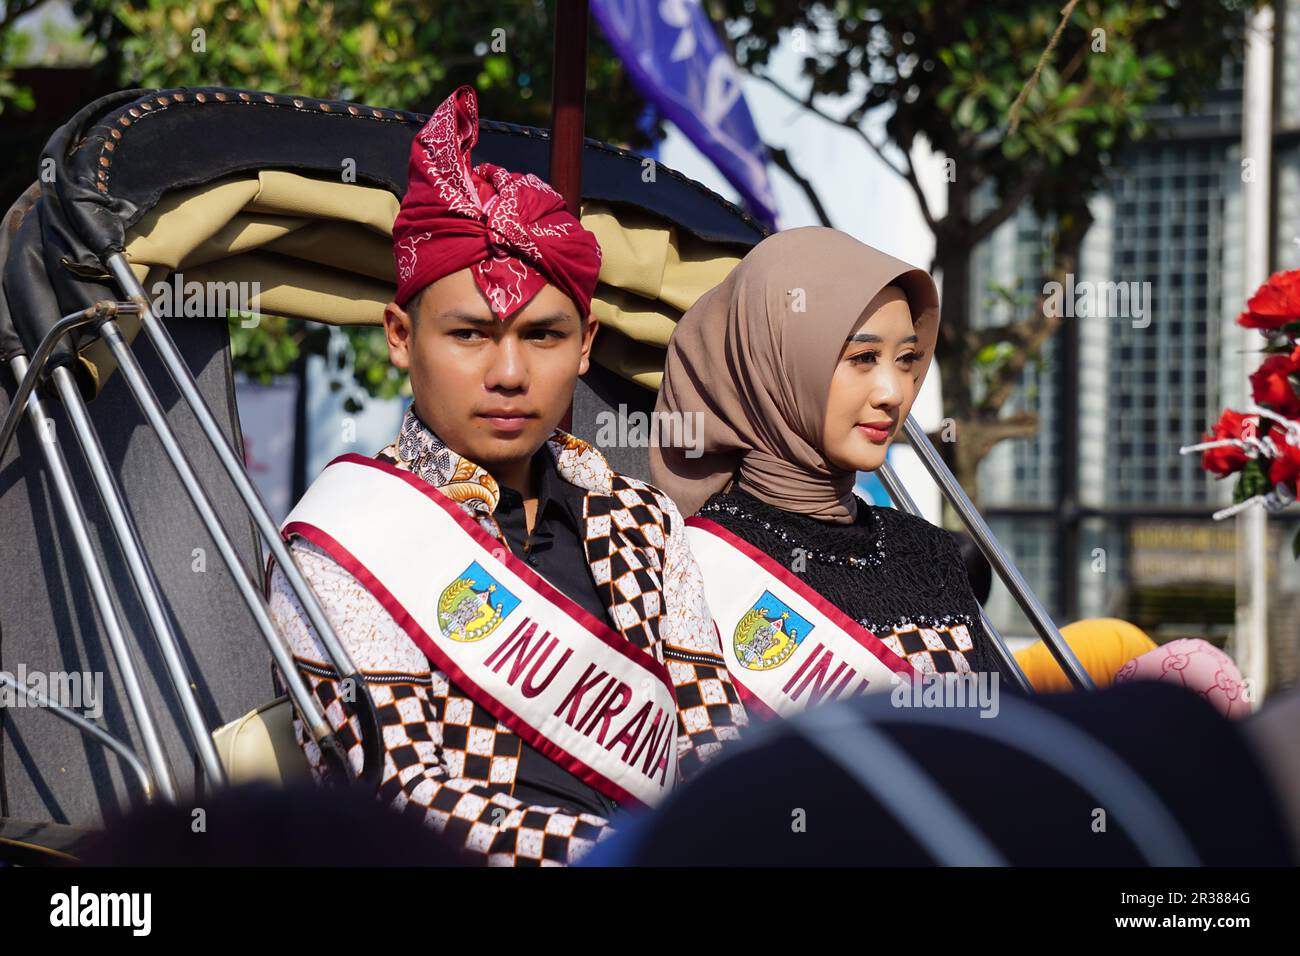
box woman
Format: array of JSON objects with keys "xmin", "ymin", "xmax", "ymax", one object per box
[{"xmin": 650, "ymin": 226, "xmax": 1006, "ymax": 719}]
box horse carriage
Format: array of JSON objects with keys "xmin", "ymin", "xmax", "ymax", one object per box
[{"xmin": 0, "ymin": 79, "xmax": 1090, "ymax": 865}]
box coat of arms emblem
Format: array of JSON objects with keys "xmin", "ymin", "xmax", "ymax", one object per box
[
  {"xmin": 733, "ymin": 591, "xmax": 812, "ymax": 671},
  {"xmin": 437, "ymin": 561, "xmax": 519, "ymax": 642}
]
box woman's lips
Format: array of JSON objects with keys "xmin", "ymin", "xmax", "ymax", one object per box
[{"xmin": 857, "ymin": 422, "xmax": 893, "ymax": 443}]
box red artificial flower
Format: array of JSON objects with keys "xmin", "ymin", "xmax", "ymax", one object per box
[
  {"xmin": 1249, "ymin": 345, "xmax": 1300, "ymax": 417},
  {"xmin": 1269, "ymin": 435, "xmax": 1300, "ymax": 488},
  {"xmin": 1237, "ymin": 269, "xmax": 1300, "ymax": 331},
  {"xmin": 1200, "ymin": 409, "xmax": 1256, "ymax": 477}
]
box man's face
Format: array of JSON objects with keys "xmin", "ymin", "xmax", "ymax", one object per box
[{"xmin": 383, "ymin": 268, "xmax": 598, "ymax": 472}]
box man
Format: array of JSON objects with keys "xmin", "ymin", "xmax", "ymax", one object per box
[{"xmin": 267, "ymin": 85, "xmax": 747, "ymax": 866}]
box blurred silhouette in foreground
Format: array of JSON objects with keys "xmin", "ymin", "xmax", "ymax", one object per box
[
  {"xmin": 583, "ymin": 680, "xmax": 1300, "ymax": 866},
  {"xmin": 79, "ymin": 782, "xmax": 470, "ymax": 866}
]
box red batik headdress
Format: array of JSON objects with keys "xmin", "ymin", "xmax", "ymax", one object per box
[{"xmin": 392, "ymin": 85, "xmax": 602, "ymax": 319}]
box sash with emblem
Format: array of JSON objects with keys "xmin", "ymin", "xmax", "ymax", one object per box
[
  {"xmin": 686, "ymin": 516, "xmax": 916, "ymax": 720},
  {"xmin": 278, "ymin": 453, "xmax": 679, "ymax": 808}
]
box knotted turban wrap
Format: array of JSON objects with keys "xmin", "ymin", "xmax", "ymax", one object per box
[{"xmin": 392, "ymin": 85, "xmax": 603, "ymax": 319}]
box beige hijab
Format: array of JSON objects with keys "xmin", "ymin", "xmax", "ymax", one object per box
[{"xmin": 649, "ymin": 226, "xmax": 941, "ymax": 523}]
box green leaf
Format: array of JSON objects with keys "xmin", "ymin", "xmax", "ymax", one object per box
[
  {"xmin": 1037, "ymin": 65, "xmax": 1060, "ymax": 100},
  {"xmin": 1002, "ymin": 135, "xmax": 1030, "ymax": 159},
  {"xmin": 1235, "ymin": 458, "xmax": 1272, "ymax": 503},
  {"xmin": 956, "ymin": 93, "xmax": 978, "ymax": 128},
  {"xmin": 1150, "ymin": 59, "xmax": 1176, "ymax": 79},
  {"xmin": 482, "ymin": 54, "xmax": 511, "ymax": 85},
  {"xmin": 1059, "ymin": 126, "xmax": 1080, "ymax": 155},
  {"xmin": 975, "ymin": 341, "xmax": 1016, "ymax": 366},
  {"xmin": 985, "ymin": 84, "xmax": 1011, "ymax": 112}
]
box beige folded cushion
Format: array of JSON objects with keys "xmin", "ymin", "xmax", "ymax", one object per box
[
  {"xmin": 78, "ymin": 170, "xmax": 743, "ymax": 396},
  {"xmin": 211, "ymin": 696, "xmax": 311, "ymax": 786}
]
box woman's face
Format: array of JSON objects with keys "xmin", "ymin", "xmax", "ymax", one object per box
[{"xmin": 820, "ymin": 287, "xmax": 923, "ymax": 473}]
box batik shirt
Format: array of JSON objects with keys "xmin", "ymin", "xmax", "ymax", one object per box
[{"xmin": 267, "ymin": 408, "xmax": 748, "ymax": 865}]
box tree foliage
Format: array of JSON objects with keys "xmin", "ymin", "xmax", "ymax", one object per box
[
  {"xmin": 717, "ymin": 0, "xmax": 1254, "ymax": 497},
  {"xmin": 4, "ymin": 0, "xmax": 651, "ymax": 397}
]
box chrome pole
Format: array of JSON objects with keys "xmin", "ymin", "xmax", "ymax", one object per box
[
  {"xmin": 876, "ymin": 461, "xmax": 1034, "ymax": 694},
  {"xmin": 900, "ymin": 416, "xmax": 1094, "ymax": 691},
  {"xmin": 49, "ymin": 365, "xmax": 228, "ymax": 786},
  {"xmin": 95, "ymin": 318, "xmax": 339, "ymax": 755},
  {"xmin": 0, "ymin": 302, "xmax": 139, "ymax": 463},
  {"xmin": 9, "ymin": 353, "xmax": 174, "ymax": 803},
  {"xmin": 104, "ymin": 253, "xmax": 382, "ymax": 785},
  {"xmin": 1235, "ymin": 6, "xmax": 1275, "ymax": 702},
  {"xmin": 0, "ymin": 671, "xmax": 154, "ymax": 801}
]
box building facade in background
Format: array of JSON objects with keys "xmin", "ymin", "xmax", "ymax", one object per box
[{"xmin": 975, "ymin": 1, "xmax": 1300, "ymax": 685}]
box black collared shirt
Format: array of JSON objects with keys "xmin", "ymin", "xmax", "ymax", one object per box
[{"xmin": 493, "ymin": 448, "xmax": 619, "ymax": 820}]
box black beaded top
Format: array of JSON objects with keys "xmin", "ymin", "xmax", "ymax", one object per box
[{"xmin": 696, "ymin": 487, "xmax": 1004, "ymax": 677}]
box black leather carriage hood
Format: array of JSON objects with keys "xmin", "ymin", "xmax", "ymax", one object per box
[{"xmin": 1, "ymin": 85, "xmax": 767, "ymax": 393}]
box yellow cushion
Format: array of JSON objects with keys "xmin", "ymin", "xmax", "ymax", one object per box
[{"xmin": 1013, "ymin": 618, "xmax": 1158, "ymax": 692}]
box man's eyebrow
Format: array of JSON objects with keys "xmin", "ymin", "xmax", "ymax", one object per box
[
  {"xmin": 435, "ymin": 308, "xmax": 497, "ymax": 325},
  {"xmin": 519, "ymin": 312, "xmax": 576, "ymax": 328},
  {"xmin": 432, "ymin": 309, "xmax": 576, "ymax": 327},
  {"xmin": 846, "ymin": 332, "xmax": 920, "ymax": 344}
]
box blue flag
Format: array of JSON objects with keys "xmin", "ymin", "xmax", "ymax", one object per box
[{"xmin": 592, "ymin": 0, "xmax": 779, "ymax": 227}]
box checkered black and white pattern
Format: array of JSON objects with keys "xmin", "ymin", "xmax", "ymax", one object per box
[
  {"xmin": 880, "ymin": 623, "xmax": 976, "ymax": 676},
  {"xmin": 584, "ymin": 476, "xmax": 748, "ymax": 773},
  {"xmin": 583, "ymin": 478, "xmax": 670, "ymax": 651},
  {"xmin": 282, "ymin": 651, "xmax": 613, "ymax": 867},
  {"xmin": 661, "ymin": 644, "xmax": 744, "ymax": 774}
]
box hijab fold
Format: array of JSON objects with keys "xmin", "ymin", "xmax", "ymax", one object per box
[{"xmin": 650, "ymin": 227, "xmax": 940, "ymax": 523}]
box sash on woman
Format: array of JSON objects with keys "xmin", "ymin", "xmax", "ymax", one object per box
[
  {"xmin": 686, "ymin": 516, "xmax": 916, "ymax": 720},
  {"xmin": 278, "ymin": 454, "xmax": 679, "ymax": 809}
]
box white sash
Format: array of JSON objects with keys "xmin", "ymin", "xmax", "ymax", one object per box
[
  {"xmin": 279, "ymin": 454, "xmax": 679, "ymax": 808},
  {"xmin": 686, "ymin": 516, "xmax": 915, "ymax": 720}
]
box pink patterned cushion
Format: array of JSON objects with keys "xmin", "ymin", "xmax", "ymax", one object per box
[{"xmin": 1114, "ymin": 638, "xmax": 1249, "ymax": 718}]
